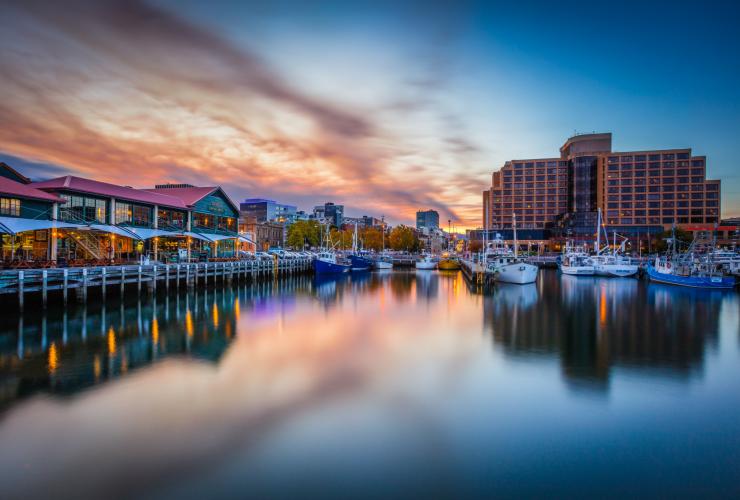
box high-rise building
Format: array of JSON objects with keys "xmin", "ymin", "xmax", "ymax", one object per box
[
  {"xmin": 483, "ymin": 133, "xmax": 721, "ymax": 242},
  {"xmin": 416, "ymin": 209, "xmax": 439, "ymax": 231},
  {"xmin": 240, "ymin": 198, "xmax": 297, "ymax": 224},
  {"xmin": 313, "ymin": 202, "xmax": 344, "ymax": 226}
]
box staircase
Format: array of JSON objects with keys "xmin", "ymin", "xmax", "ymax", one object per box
[{"xmin": 73, "ymin": 230, "xmax": 103, "ymax": 259}]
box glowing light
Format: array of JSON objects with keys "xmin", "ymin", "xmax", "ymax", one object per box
[
  {"xmin": 185, "ymin": 310, "xmax": 194, "ymax": 338},
  {"xmin": 152, "ymin": 318, "xmax": 159, "ymax": 344},
  {"xmin": 48, "ymin": 342, "xmax": 59, "ymax": 374},
  {"xmin": 234, "ymin": 299, "xmax": 240, "ymax": 321},
  {"xmin": 107, "ymin": 326, "xmax": 117, "ymax": 355},
  {"xmin": 212, "ymin": 302, "xmax": 219, "ymax": 328}
]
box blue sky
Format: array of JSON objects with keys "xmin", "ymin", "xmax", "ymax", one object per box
[{"xmin": 1, "ymin": 0, "xmax": 738, "ymax": 226}]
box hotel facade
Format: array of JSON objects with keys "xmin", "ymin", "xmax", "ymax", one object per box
[{"xmin": 481, "ymin": 133, "xmax": 724, "ymax": 249}]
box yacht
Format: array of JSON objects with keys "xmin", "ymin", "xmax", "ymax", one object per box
[
  {"xmin": 438, "ymin": 251, "xmax": 461, "ymax": 270},
  {"xmin": 591, "ymin": 209, "xmax": 638, "ymax": 277},
  {"xmin": 559, "ymin": 242, "xmax": 595, "ymax": 276},
  {"xmin": 373, "ymin": 223, "xmax": 393, "ymax": 269},
  {"xmin": 415, "ymin": 253, "xmax": 437, "ymax": 270},
  {"xmin": 484, "ymin": 215, "xmax": 538, "ymax": 284}
]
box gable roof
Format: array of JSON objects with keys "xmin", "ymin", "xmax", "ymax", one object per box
[
  {"xmin": 0, "ymin": 176, "xmax": 64, "ymax": 203},
  {"xmin": 0, "ymin": 162, "xmax": 32, "ymax": 184},
  {"xmin": 146, "ymin": 186, "xmax": 239, "ymax": 214},
  {"xmin": 30, "ymin": 176, "xmax": 189, "ymax": 209}
]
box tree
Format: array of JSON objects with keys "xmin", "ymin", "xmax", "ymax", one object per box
[
  {"xmin": 286, "ymin": 220, "xmax": 321, "ymax": 249},
  {"xmin": 328, "ymin": 227, "xmax": 354, "ymax": 249},
  {"xmin": 389, "ymin": 225, "xmax": 420, "ymax": 252},
  {"xmin": 360, "ymin": 227, "xmax": 384, "ymax": 251}
]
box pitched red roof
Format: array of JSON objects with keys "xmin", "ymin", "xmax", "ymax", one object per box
[
  {"xmin": 30, "ymin": 176, "xmax": 189, "ymax": 209},
  {"xmin": 146, "ymin": 186, "xmax": 239, "ymax": 213},
  {"xmin": 145, "ymin": 186, "xmax": 217, "ymax": 206},
  {"xmin": 0, "ymin": 176, "xmax": 64, "ymax": 203}
]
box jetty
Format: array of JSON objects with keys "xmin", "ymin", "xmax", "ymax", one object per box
[{"xmin": 0, "ymin": 257, "xmax": 313, "ymax": 310}]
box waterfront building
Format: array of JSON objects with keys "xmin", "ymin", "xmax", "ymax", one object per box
[
  {"xmin": 239, "ymin": 198, "xmax": 297, "ymax": 224},
  {"xmin": 483, "ymin": 132, "xmax": 723, "ymax": 249},
  {"xmin": 416, "ymin": 209, "xmax": 439, "ymax": 231},
  {"xmin": 342, "ymin": 215, "xmax": 385, "ymax": 229},
  {"xmin": 239, "ymin": 216, "xmax": 284, "ymax": 251}
]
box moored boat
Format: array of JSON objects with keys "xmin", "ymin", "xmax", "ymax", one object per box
[
  {"xmin": 438, "ymin": 252, "xmax": 461, "ymax": 270},
  {"xmin": 415, "ymin": 254, "xmax": 437, "ymax": 270},
  {"xmin": 483, "ymin": 216, "xmax": 538, "ymax": 285},
  {"xmin": 559, "ymin": 243, "xmax": 594, "ymax": 275},
  {"xmin": 313, "ymin": 251, "xmax": 351, "ymax": 274}
]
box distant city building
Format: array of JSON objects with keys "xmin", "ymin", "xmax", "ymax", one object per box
[
  {"xmin": 416, "ymin": 209, "xmax": 439, "ymax": 231},
  {"xmin": 342, "ymin": 215, "xmax": 384, "ymax": 229},
  {"xmin": 240, "ymin": 198, "xmax": 296, "ymax": 224},
  {"xmin": 482, "ymin": 132, "xmax": 723, "ymax": 249},
  {"xmin": 239, "ymin": 216, "xmax": 284, "ymax": 251},
  {"xmin": 313, "ymin": 202, "xmax": 344, "ymax": 226}
]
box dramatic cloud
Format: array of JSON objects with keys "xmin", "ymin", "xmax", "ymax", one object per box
[{"xmin": 0, "ymin": 0, "xmax": 490, "ymax": 227}]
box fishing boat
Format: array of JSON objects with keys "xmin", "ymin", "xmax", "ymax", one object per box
[
  {"xmin": 349, "ymin": 222, "xmax": 372, "ymax": 271},
  {"xmin": 484, "ymin": 214, "xmax": 538, "ymax": 284},
  {"xmin": 415, "ymin": 253, "xmax": 437, "ymax": 270},
  {"xmin": 313, "ymin": 251, "xmax": 351, "ymax": 274},
  {"xmin": 647, "ymin": 227, "xmax": 735, "ymax": 289},
  {"xmin": 438, "ymin": 252, "xmax": 461, "ymax": 270},
  {"xmin": 591, "ymin": 209, "xmax": 638, "ymax": 277},
  {"xmin": 559, "ymin": 242, "xmax": 594, "ymax": 276}
]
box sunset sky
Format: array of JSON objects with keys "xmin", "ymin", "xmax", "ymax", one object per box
[{"xmin": 1, "ymin": 0, "xmax": 739, "ymax": 229}]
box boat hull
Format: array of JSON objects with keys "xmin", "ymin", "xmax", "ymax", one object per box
[
  {"xmin": 374, "ymin": 260, "xmax": 393, "ymax": 270},
  {"xmin": 594, "ymin": 264, "xmax": 638, "ymax": 277},
  {"xmin": 647, "ymin": 265, "xmax": 735, "ymax": 289},
  {"xmin": 415, "ymin": 261, "xmax": 437, "ymax": 270},
  {"xmin": 350, "ymin": 255, "xmax": 373, "ymax": 272},
  {"xmin": 494, "ymin": 263, "xmax": 538, "ymax": 284},
  {"xmin": 313, "ymin": 259, "xmax": 351, "ymax": 274},
  {"xmin": 438, "ymin": 259, "xmax": 461, "ymax": 271},
  {"xmin": 559, "ymin": 264, "xmax": 594, "ymax": 276}
]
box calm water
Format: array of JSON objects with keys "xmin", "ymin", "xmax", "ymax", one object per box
[{"xmin": 1, "ymin": 270, "xmax": 739, "ymax": 498}]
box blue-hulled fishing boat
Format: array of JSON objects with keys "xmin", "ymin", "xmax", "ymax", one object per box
[
  {"xmin": 313, "ymin": 251, "xmax": 351, "ymax": 274},
  {"xmin": 350, "ymin": 254, "xmax": 373, "ymax": 271}
]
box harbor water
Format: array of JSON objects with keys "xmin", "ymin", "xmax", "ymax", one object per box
[{"xmin": 1, "ymin": 270, "xmax": 739, "ymax": 498}]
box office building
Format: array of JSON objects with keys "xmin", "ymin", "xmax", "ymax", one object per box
[
  {"xmin": 416, "ymin": 209, "xmax": 439, "ymax": 231},
  {"xmin": 240, "ymin": 198, "xmax": 297, "ymax": 224},
  {"xmin": 313, "ymin": 202, "xmax": 344, "ymax": 226}
]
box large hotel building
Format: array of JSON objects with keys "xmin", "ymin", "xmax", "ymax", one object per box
[{"xmin": 481, "ymin": 133, "xmax": 724, "ymax": 248}]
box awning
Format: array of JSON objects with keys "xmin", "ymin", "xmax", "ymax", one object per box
[
  {"xmin": 86, "ymin": 224, "xmax": 142, "ymax": 240},
  {"xmin": 182, "ymin": 231, "xmax": 213, "ymax": 243},
  {"xmin": 126, "ymin": 227, "xmax": 180, "ymax": 240},
  {"xmin": 205, "ymin": 233, "xmax": 237, "ymax": 242},
  {"xmin": 0, "ymin": 216, "xmax": 82, "ymax": 235},
  {"xmin": 238, "ymin": 235, "xmax": 256, "ymax": 244}
]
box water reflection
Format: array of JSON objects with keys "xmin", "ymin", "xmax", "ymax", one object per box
[
  {"xmin": 0, "ymin": 271, "xmax": 738, "ymax": 498},
  {"xmin": 483, "ymin": 272, "xmax": 729, "ymax": 391}
]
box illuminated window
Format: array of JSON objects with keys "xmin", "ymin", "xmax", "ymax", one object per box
[{"xmin": 0, "ymin": 197, "xmax": 20, "ymax": 216}]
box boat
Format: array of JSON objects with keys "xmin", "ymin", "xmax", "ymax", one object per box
[
  {"xmin": 591, "ymin": 209, "xmax": 638, "ymax": 277},
  {"xmin": 349, "ymin": 222, "xmax": 372, "ymax": 271},
  {"xmin": 415, "ymin": 253, "xmax": 437, "ymax": 270},
  {"xmin": 313, "ymin": 250, "xmax": 351, "ymax": 274},
  {"xmin": 646, "ymin": 226, "xmax": 735, "ymax": 289},
  {"xmin": 438, "ymin": 252, "xmax": 461, "ymax": 270},
  {"xmin": 558, "ymin": 242, "xmax": 594, "ymax": 276},
  {"xmin": 484, "ymin": 214, "xmax": 538, "ymax": 284},
  {"xmin": 373, "ymin": 222, "xmax": 393, "ymax": 269}
]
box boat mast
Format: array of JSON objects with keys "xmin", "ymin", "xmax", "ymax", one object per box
[
  {"xmin": 513, "ymin": 212, "xmax": 518, "ymax": 258},
  {"xmin": 596, "ymin": 208, "xmax": 602, "ymax": 255}
]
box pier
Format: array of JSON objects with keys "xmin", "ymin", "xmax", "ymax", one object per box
[{"xmin": 0, "ymin": 257, "xmax": 313, "ymax": 309}]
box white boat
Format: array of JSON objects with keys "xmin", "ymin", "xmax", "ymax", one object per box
[
  {"xmin": 415, "ymin": 254, "xmax": 437, "ymax": 270},
  {"xmin": 374, "ymin": 225, "xmax": 393, "ymax": 269},
  {"xmin": 591, "ymin": 209, "xmax": 638, "ymax": 277},
  {"xmin": 559, "ymin": 242, "xmax": 594, "ymax": 275},
  {"xmin": 484, "ymin": 215, "xmax": 538, "ymax": 284}
]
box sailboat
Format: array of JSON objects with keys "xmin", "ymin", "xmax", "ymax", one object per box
[
  {"xmin": 313, "ymin": 224, "xmax": 351, "ymax": 275},
  {"xmin": 591, "ymin": 208, "xmax": 638, "ymax": 277},
  {"xmin": 559, "ymin": 241, "xmax": 594, "ymax": 275},
  {"xmin": 415, "ymin": 252, "xmax": 437, "ymax": 270},
  {"xmin": 647, "ymin": 225, "xmax": 735, "ymax": 289},
  {"xmin": 485, "ymin": 213, "xmax": 538, "ymax": 284},
  {"xmin": 374, "ymin": 224, "xmax": 393, "ymax": 270}
]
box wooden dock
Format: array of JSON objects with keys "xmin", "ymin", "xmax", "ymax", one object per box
[
  {"xmin": 460, "ymin": 258, "xmax": 493, "ymax": 288},
  {"xmin": 0, "ymin": 258, "xmax": 313, "ymax": 310}
]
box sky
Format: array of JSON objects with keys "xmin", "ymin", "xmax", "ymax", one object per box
[{"xmin": 1, "ymin": 0, "xmax": 739, "ymax": 229}]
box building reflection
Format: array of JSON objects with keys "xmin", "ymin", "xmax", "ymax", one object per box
[{"xmin": 483, "ymin": 271, "xmax": 726, "ymax": 391}]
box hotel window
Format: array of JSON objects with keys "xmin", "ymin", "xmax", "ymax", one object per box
[
  {"xmin": 607, "ymin": 211, "xmax": 618, "ymax": 218},
  {"xmin": 620, "ymin": 179, "xmax": 632, "ymax": 186},
  {"xmin": 691, "ymin": 199, "xmax": 703, "ymax": 206},
  {"xmin": 690, "ymin": 217, "xmax": 703, "ymax": 223},
  {"xmin": 547, "ymin": 161, "xmax": 557, "ymax": 167},
  {"xmin": 0, "ymin": 198, "xmax": 21, "ymax": 216},
  {"xmin": 690, "ymin": 168, "xmax": 704, "ymax": 176},
  {"xmin": 662, "ymin": 169, "xmax": 675, "ymax": 177},
  {"xmin": 691, "ymin": 159, "xmax": 704, "ymax": 167},
  {"xmin": 663, "ymin": 193, "xmax": 674, "ymax": 200},
  {"xmin": 677, "ymin": 209, "xmax": 689, "ymax": 216},
  {"xmin": 525, "ymin": 162, "xmax": 534, "ymax": 168},
  {"xmin": 608, "ymin": 180, "xmax": 619, "ymax": 186},
  {"xmin": 608, "ymin": 165, "xmax": 619, "ymax": 172},
  {"xmin": 663, "ymin": 161, "xmax": 674, "ymax": 168},
  {"xmin": 662, "ymin": 209, "xmax": 674, "ymax": 215},
  {"xmin": 677, "ymin": 201, "xmax": 689, "ymax": 208},
  {"xmin": 536, "ymin": 175, "xmax": 545, "ymax": 181},
  {"xmin": 664, "ymin": 201, "xmax": 674, "ymax": 208},
  {"xmin": 634, "ymin": 187, "xmax": 646, "ymax": 193},
  {"xmin": 535, "ymin": 162, "xmax": 545, "ymax": 167},
  {"xmin": 706, "ymin": 192, "xmax": 718, "ymax": 199},
  {"xmin": 662, "ymin": 217, "xmax": 674, "ymax": 224},
  {"xmin": 676, "ymin": 168, "xmax": 689, "ymax": 176},
  {"xmin": 621, "ymin": 218, "xmax": 633, "ymax": 224},
  {"xmin": 622, "ymin": 202, "xmax": 633, "ymax": 208},
  {"xmin": 648, "ymin": 154, "xmax": 661, "ymax": 161},
  {"xmin": 677, "ymin": 161, "xmax": 689, "ymax": 167},
  {"xmin": 621, "ymin": 195, "xmax": 633, "ymax": 201},
  {"xmin": 706, "ymin": 200, "xmax": 718, "ymax": 207},
  {"xmin": 676, "ymin": 153, "xmax": 689, "ymax": 160},
  {"xmin": 677, "ymin": 177, "xmax": 689, "ymax": 184},
  {"xmin": 620, "ymin": 156, "xmax": 633, "ymax": 162},
  {"xmin": 634, "ymin": 170, "xmax": 646, "ymax": 177},
  {"xmin": 662, "ymin": 185, "xmax": 673, "ymax": 192},
  {"xmin": 635, "ymin": 194, "xmax": 646, "ymax": 201},
  {"xmin": 649, "ymin": 169, "xmax": 661, "ymax": 177},
  {"xmin": 635, "ymin": 210, "xmax": 646, "ymax": 216},
  {"xmin": 621, "ymin": 163, "xmax": 633, "ymax": 170},
  {"xmin": 663, "ymin": 153, "xmax": 675, "ymax": 160},
  {"xmin": 635, "ymin": 218, "xmax": 646, "ymax": 224},
  {"xmin": 608, "ymin": 202, "xmax": 619, "ymax": 209},
  {"xmin": 608, "ymin": 195, "xmax": 619, "ymax": 201},
  {"xmin": 706, "ymin": 183, "xmax": 719, "ymax": 191},
  {"xmin": 649, "ymin": 210, "xmax": 660, "ymax": 216},
  {"xmin": 634, "ymin": 162, "xmax": 646, "ymax": 169},
  {"xmin": 648, "ymin": 162, "xmax": 660, "ymax": 168},
  {"xmin": 608, "ymin": 156, "xmax": 618, "ymax": 163},
  {"xmin": 663, "ymin": 177, "xmax": 674, "ymax": 184},
  {"xmin": 622, "ymin": 186, "xmax": 633, "ymax": 193},
  {"xmin": 635, "ymin": 155, "xmax": 646, "ymax": 161}
]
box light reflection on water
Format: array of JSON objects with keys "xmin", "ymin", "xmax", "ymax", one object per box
[{"xmin": 0, "ymin": 271, "xmax": 738, "ymax": 498}]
